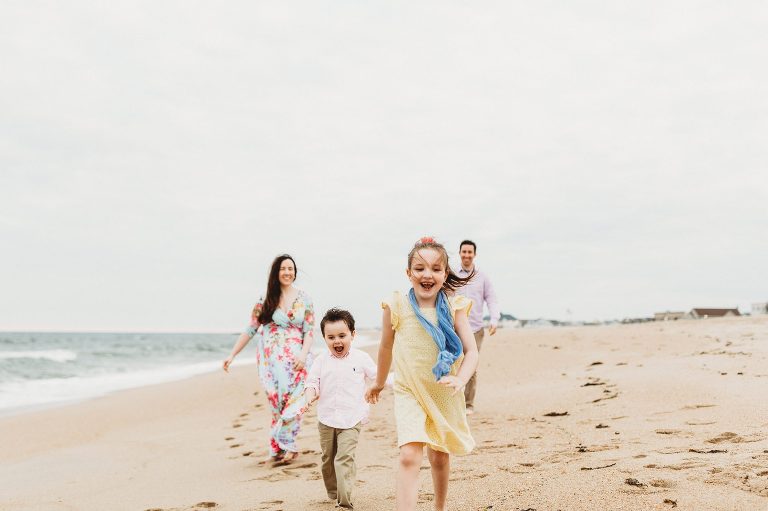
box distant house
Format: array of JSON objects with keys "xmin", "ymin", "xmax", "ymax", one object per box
[
  {"xmin": 751, "ymin": 303, "xmax": 768, "ymax": 315},
  {"xmin": 654, "ymin": 311, "xmax": 685, "ymax": 321},
  {"xmin": 686, "ymin": 308, "xmax": 741, "ymax": 319}
]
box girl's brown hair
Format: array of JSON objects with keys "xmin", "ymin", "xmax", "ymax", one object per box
[{"xmin": 407, "ymin": 237, "xmax": 473, "ymax": 292}]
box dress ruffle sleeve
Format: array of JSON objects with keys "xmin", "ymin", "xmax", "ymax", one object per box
[
  {"xmin": 381, "ymin": 291, "xmax": 402, "ymax": 330},
  {"xmin": 449, "ymin": 294, "xmax": 473, "ymax": 317},
  {"xmin": 243, "ymin": 297, "xmax": 264, "ymax": 337}
]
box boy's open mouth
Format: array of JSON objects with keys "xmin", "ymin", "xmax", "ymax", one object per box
[{"xmin": 333, "ymin": 345, "xmax": 345, "ymax": 354}]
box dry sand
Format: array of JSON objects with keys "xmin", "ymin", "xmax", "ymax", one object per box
[{"xmin": 1, "ymin": 316, "xmax": 767, "ymax": 511}]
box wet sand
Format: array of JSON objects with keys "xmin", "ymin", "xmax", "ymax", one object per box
[{"xmin": 1, "ymin": 316, "xmax": 766, "ymax": 510}]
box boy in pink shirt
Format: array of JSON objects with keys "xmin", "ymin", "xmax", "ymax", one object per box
[{"xmin": 305, "ymin": 308, "xmax": 377, "ymax": 509}]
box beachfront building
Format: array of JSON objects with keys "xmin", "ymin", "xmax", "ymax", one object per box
[
  {"xmin": 751, "ymin": 302, "xmax": 768, "ymax": 315},
  {"xmin": 654, "ymin": 311, "xmax": 685, "ymax": 321},
  {"xmin": 686, "ymin": 308, "xmax": 741, "ymax": 319}
]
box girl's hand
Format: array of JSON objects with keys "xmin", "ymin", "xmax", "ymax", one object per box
[
  {"xmin": 293, "ymin": 352, "xmax": 307, "ymax": 371},
  {"xmin": 365, "ymin": 383, "xmax": 385, "ymax": 404},
  {"xmin": 437, "ymin": 375, "xmax": 466, "ymax": 395},
  {"xmin": 222, "ymin": 356, "xmax": 234, "ymax": 372}
]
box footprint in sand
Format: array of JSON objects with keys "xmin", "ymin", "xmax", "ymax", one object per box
[
  {"xmin": 500, "ymin": 465, "xmax": 535, "ymax": 474},
  {"xmin": 592, "ymin": 392, "xmax": 619, "ymax": 404},
  {"xmin": 224, "ymin": 437, "xmax": 235, "ymax": 441},
  {"xmin": 705, "ymin": 463, "xmax": 768, "ymax": 497},
  {"xmin": 654, "ymin": 429, "xmax": 693, "ymax": 438},
  {"xmin": 475, "ymin": 443, "xmax": 520, "ymax": 453},
  {"xmin": 649, "ymin": 479, "xmax": 675, "ymax": 488},
  {"xmin": 655, "ymin": 429, "xmax": 681, "ymax": 435},
  {"xmin": 645, "ymin": 461, "xmax": 707, "ymax": 471},
  {"xmin": 685, "ymin": 420, "xmax": 716, "ymax": 426},
  {"xmin": 654, "ymin": 447, "xmax": 688, "ymax": 455},
  {"xmin": 285, "ymin": 462, "xmax": 317, "ymax": 470},
  {"xmin": 253, "ymin": 470, "xmax": 300, "ymax": 482},
  {"xmin": 229, "ymin": 444, "xmax": 242, "ymax": 448},
  {"xmin": 193, "ymin": 504, "xmax": 217, "ymax": 509},
  {"xmin": 707, "ymin": 431, "xmax": 765, "ymax": 444},
  {"xmin": 681, "ymin": 404, "xmax": 716, "ymax": 410},
  {"xmin": 576, "ymin": 444, "xmax": 619, "ymax": 453}
]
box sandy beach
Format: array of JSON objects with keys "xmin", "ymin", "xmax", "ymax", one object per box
[{"xmin": 1, "ymin": 317, "xmax": 767, "ymax": 511}]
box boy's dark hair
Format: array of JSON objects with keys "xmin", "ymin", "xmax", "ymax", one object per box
[
  {"xmin": 321, "ymin": 308, "xmax": 356, "ymax": 336},
  {"xmin": 459, "ymin": 239, "xmax": 477, "ymax": 253}
]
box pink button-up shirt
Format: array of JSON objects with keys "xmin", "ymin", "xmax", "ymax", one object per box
[{"xmin": 306, "ymin": 348, "xmax": 377, "ymax": 429}]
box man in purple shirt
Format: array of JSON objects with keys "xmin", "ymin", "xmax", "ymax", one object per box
[{"xmin": 456, "ymin": 240, "xmax": 500, "ymax": 415}]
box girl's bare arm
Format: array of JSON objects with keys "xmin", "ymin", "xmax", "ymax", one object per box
[
  {"xmin": 366, "ymin": 308, "xmax": 395, "ymax": 403},
  {"xmin": 453, "ymin": 310, "xmax": 479, "ymax": 383}
]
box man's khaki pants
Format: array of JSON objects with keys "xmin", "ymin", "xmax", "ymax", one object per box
[
  {"xmin": 318, "ymin": 421, "xmax": 361, "ymax": 509},
  {"xmin": 464, "ymin": 328, "xmax": 485, "ymax": 410}
]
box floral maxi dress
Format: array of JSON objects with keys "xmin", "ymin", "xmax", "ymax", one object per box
[{"xmin": 244, "ymin": 289, "xmax": 315, "ymax": 456}]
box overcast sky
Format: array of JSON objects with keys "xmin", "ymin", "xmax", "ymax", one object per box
[{"xmin": 1, "ymin": 1, "xmax": 766, "ymax": 331}]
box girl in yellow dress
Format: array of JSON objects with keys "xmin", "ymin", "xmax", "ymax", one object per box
[{"xmin": 366, "ymin": 237, "xmax": 479, "ymax": 511}]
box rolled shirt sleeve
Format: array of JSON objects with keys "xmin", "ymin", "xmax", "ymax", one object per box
[{"xmin": 305, "ymin": 355, "xmax": 323, "ymax": 394}]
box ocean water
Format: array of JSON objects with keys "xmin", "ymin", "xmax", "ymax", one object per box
[{"xmin": 0, "ymin": 331, "xmax": 375, "ymax": 415}]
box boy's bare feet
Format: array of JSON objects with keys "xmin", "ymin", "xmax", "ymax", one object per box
[{"xmin": 282, "ymin": 451, "xmax": 299, "ymax": 463}]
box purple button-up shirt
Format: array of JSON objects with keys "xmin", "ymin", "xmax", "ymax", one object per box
[{"xmin": 456, "ymin": 266, "xmax": 500, "ymax": 332}]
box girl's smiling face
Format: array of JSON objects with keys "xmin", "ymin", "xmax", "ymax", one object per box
[{"xmin": 407, "ymin": 248, "xmax": 447, "ymax": 304}]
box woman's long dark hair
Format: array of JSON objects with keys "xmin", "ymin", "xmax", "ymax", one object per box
[{"xmin": 257, "ymin": 254, "xmax": 297, "ymax": 324}]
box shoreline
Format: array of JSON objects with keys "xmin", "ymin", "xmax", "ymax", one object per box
[{"xmin": 0, "ymin": 330, "xmax": 382, "ymax": 419}]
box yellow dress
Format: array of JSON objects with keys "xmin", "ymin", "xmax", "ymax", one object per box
[{"xmin": 383, "ymin": 291, "xmax": 475, "ymax": 455}]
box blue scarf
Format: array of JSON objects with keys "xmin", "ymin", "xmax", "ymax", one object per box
[{"xmin": 408, "ymin": 288, "xmax": 464, "ymax": 380}]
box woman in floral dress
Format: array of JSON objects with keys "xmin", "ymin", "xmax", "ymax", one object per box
[{"xmin": 223, "ymin": 254, "xmax": 315, "ymax": 462}]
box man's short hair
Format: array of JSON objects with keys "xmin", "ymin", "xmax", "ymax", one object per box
[
  {"xmin": 321, "ymin": 308, "xmax": 356, "ymax": 335},
  {"xmin": 459, "ymin": 239, "xmax": 477, "ymax": 253}
]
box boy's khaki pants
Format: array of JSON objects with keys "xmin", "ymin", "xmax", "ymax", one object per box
[{"xmin": 318, "ymin": 421, "xmax": 361, "ymax": 509}]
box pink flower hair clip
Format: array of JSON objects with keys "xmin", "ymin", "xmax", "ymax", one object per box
[{"xmin": 418, "ymin": 236, "xmax": 436, "ymax": 244}]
